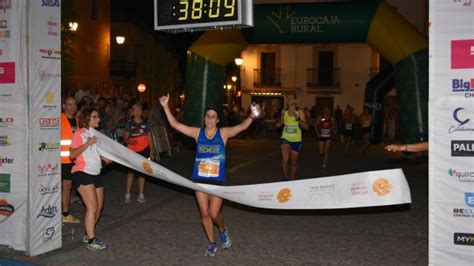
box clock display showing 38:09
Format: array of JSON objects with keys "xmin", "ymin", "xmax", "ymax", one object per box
[{"xmin": 160, "ymin": 0, "xmax": 239, "ymax": 26}]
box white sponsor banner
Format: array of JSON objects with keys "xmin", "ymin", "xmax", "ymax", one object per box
[
  {"xmin": 429, "ymin": 0, "xmax": 474, "ymax": 264},
  {"xmin": 0, "ymin": 1, "xmax": 28, "ymax": 251},
  {"xmin": 0, "ymin": 0, "xmax": 27, "ymax": 104},
  {"xmin": 92, "ymin": 129, "xmax": 412, "ymax": 209},
  {"xmin": 429, "ymin": 99, "xmax": 474, "ymax": 264},
  {"xmin": 26, "ymin": 0, "xmax": 62, "ymax": 256},
  {"xmin": 429, "ymin": 1, "xmax": 474, "ymax": 100}
]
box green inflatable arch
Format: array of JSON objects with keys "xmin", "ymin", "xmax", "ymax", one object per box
[{"xmin": 183, "ymin": 0, "xmax": 428, "ymax": 144}]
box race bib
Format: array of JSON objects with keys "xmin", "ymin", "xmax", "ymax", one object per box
[
  {"xmin": 285, "ymin": 125, "xmax": 297, "ymax": 134},
  {"xmin": 198, "ymin": 159, "xmax": 219, "ymax": 177},
  {"xmin": 321, "ymin": 128, "xmax": 330, "ymax": 137}
]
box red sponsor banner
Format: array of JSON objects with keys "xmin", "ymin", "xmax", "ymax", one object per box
[
  {"xmin": 451, "ymin": 39, "xmax": 474, "ymax": 69},
  {"xmin": 0, "ymin": 62, "xmax": 15, "ymax": 84}
]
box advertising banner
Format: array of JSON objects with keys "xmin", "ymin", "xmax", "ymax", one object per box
[
  {"xmin": 429, "ymin": 1, "xmax": 474, "ymax": 264},
  {"xmin": 26, "ymin": 0, "xmax": 62, "ymax": 256},
  {"xmin": 93, "ymin": 129, "xmax": 412, "ymax": 210},
  {"xmin": 245, "ymin": 2, "xmax": 378, "ymax": 43},
  {"xmin": 0, "ymin": 0, "xmax": 28, "ymax": 251}
]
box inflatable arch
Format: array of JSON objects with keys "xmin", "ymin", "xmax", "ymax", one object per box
[{"xmin": 183, "ymin": 0, "xmax": 428, "ymax": 144}]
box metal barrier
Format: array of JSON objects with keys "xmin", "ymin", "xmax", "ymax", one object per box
[
  {"xmin": 105, "ymin": 124, "xmax": 179, "ymax": 160},
  {"xmin": 150, "ymin": 125, "xmax": 178, "ymax": 159}
]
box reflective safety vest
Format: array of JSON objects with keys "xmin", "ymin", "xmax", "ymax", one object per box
[{"xmin": 61, "ymin": 113, "xmax": 78, "ymax": 164}]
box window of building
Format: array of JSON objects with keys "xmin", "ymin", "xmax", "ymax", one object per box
[
  {"xmin": 318, "ymin": 51, "xmax": 334, "ymax": 86},
  {"xmin": 261, "ymin": 52, "xmax": 276, "ymax": 86}
]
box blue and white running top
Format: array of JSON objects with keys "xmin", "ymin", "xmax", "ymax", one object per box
[{"xmin": 192, "ymin": 128, "xmax": 226, "ymax": 184}]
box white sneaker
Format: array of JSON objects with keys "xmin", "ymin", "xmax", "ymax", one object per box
[
  {"xmin": 124, "ymin": 193, "xmax": 131, "ymax": 203},
  {"xmin": 137, "ymin": 194, "xmax": 145, "ymax": 203}
]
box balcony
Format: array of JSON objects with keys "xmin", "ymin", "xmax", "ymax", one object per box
[
  {"xmin": 253, "ymin": 69, "xmax": 281, "ymax": 87},
  {"xmin": 306, "ymin": 68, "xmax": 341, "ymax": 94},
  {"xmin": 110, "ymin": 60, "xmax": 136, "ymax": 80}
]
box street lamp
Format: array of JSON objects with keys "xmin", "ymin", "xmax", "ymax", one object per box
[
  {"xmin": 116, "ymin": 36, "xmax": 125, "ymax": 45},
  {"xmin": 235, "ymin": 58, "xmax": 243, "ymax": 66},
  {"xmin": 231, "ymin": 76, "xmax": 237, "ymax": 82},
  {"xmin": 234, "ymin": 58, "xmax": 243, "ymax": 106},
  {"xmin": 226, "ymin": 84, "xmax": 233, "ymax": 106},
  {"xmin": 137, "ymin": 83, "xmax": 146, "ymax": 93},
  {"xmin": 68, "ymin": 22, "xmax": 78, "ymax": 32}
]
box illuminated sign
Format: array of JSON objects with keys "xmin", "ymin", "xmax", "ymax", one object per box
[{"xmin": 154, "ymin": 0, "xmax": 253, "ymax": 32}]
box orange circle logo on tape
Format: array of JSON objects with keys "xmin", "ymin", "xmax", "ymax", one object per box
[
  {"xmin": 277, "ymin": 188, "xmax": 292, "ymax": 203},
  {"xmin": 372, "ymin": 178, "xmax": 392, "ymax": 196},
  {"xmin": 142, "ymin": 161, "xmax": 153, "ymax": 174}
]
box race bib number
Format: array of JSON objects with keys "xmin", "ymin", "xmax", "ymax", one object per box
[
  {"xmin": 198, "ymin": 159, "xmax": 219, "ymax": 177},
  {"xmin": 285, "ymin": 125, "xmax": 297, "ymax": 134},
  {"xmin": 321, "ymin": 128, "xmax": 330, "ymax": 138}
]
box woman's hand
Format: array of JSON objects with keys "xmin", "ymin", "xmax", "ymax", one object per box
[
  {"xmin": 385, "ymin": 144, "xmax": 403, "ymax": 152},
  {"xmin": 159, "ymin": 93, "xmax": 169, "ymax": 108},
  {"xmin": 86, "ymin": 136, "xmax": 97, "ymax": 146}
]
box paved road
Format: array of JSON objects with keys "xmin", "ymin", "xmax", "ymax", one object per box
[{"xmin": 0, "ymin": 137, "xmax": 428, "ymax": 265}]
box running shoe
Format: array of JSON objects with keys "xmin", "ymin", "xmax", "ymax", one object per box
[
  {"xmin": 218, "ymin": 227, "xmax": 232, "ymax": 249},
  {"xmin": 124, "ymin": 193, "xmax": 131, "ymax": 203},
  {"xmin": 137, "ymin": 193, "xmax": 146, "ymax": 203},
  {"xmin": 205, "ymin": 242, "xmax": 217, "ymax": 257},
  {"xmin": 62, "ymin": 214, "xmax": 80, "ymax": 224},
  {"xmin": 87, "ymin": 238, "xmax": 108, "ymax": 252},
  {"xmin": 82, "ymin": 235, "xmax": 105, "ymax": 244},
  {"xmin": 71, "ymin": 194, "xmax": 82, "ymax": 204}
]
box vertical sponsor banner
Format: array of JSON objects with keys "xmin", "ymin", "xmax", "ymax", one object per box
[
  {"xmin": 0, "ymin": 0, "xmax": 29, "ymax": 251},
  {"xmin": 26, "ymin": 0, "xmax": 61, "ymax": 256},
  {"xmin": 429, "ymin": 1, "xmax": 474, "ymax": 264}
]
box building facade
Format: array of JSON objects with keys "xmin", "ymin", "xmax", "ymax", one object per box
[{"xmin": 66, "ymin": 0, "xmax": 111, "ymax": 90}]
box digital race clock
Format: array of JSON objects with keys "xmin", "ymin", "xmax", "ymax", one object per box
[{"xmin": 154, "ymin": 0, "xmax": 253, "ymax": 32}]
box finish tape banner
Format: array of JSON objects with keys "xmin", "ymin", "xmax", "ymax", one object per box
[{"xmin": 93, "ymin": 129, "xmax": 411, "ymax": 209}]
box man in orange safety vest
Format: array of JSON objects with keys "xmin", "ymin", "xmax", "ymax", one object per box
[{"xmin": 61, "ymin": 96, "xmax": 80, "ymax": 223}]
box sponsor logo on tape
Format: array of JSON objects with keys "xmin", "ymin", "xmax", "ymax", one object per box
[
  {"xmin": 372, "ymin": 178, "xmax": 392, "ymax": 196},
  {"xmin": 277, "ymin": 188, "xmax": 292, "ymax": 203}
]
